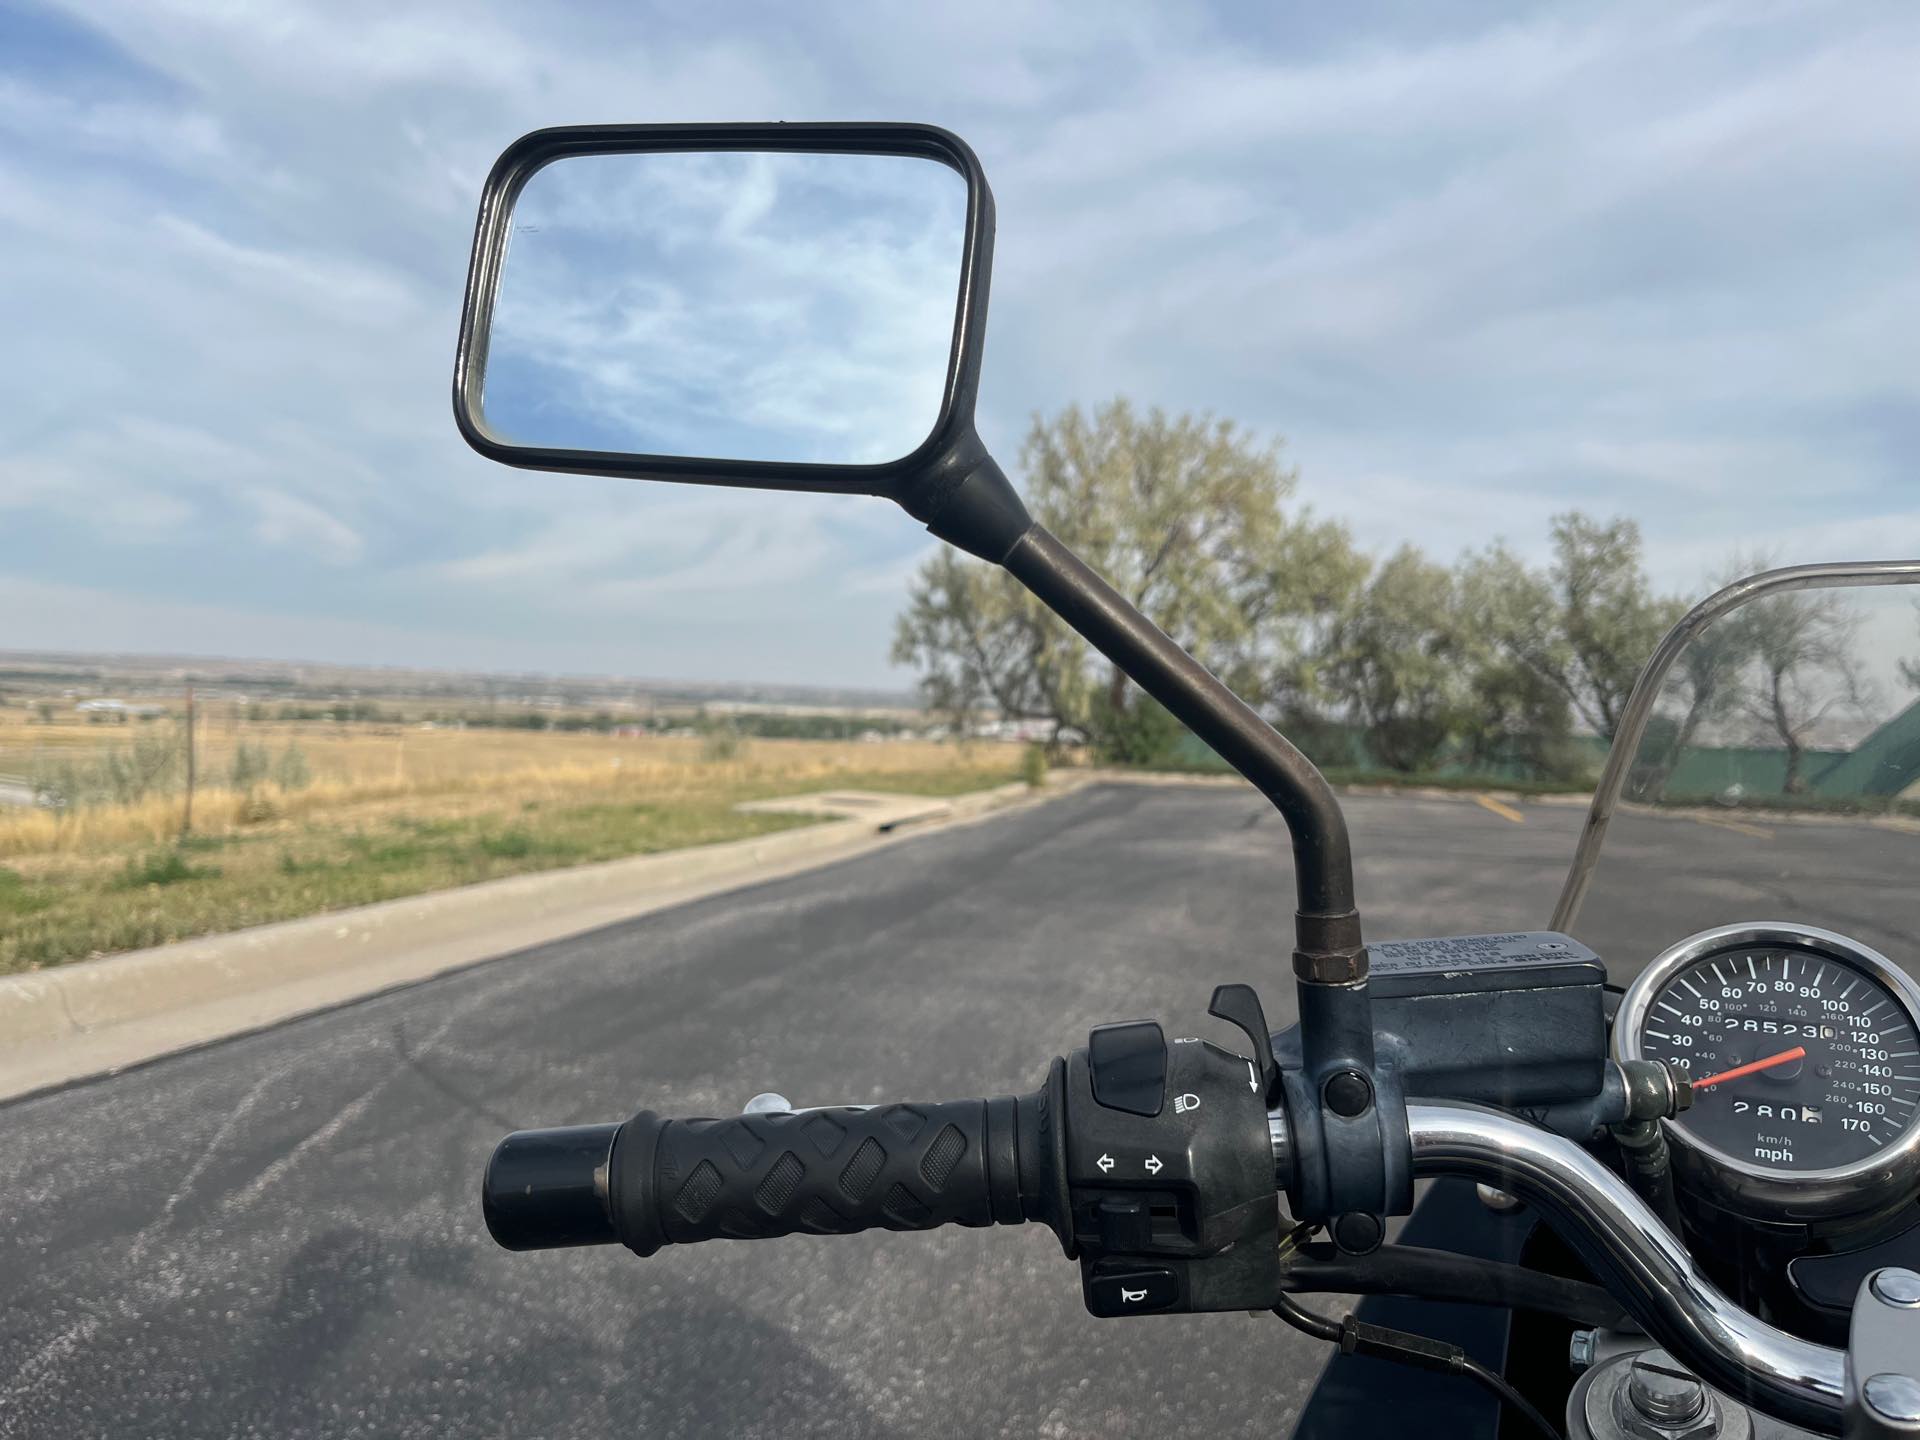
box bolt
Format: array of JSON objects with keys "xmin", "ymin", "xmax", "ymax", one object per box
[
  {"xmin": 1323, "ymin": 1069, "xmax": 1373, "ymax": 1118},
  {"xmin": 1330, "ymin": 1211, "xmax": 1383, "ymax": 1255},
  {"xmin": 1863, "ymin": 1374, "xmax": 1920, "ymax": 1427},
  {"xmin": 1870, "ymin": 1268, "xmax": 1920, "ymax": 1309},
  {"xmin": 1602, "ymin": 1351, "xmax": 1738, "ymax": 1440},
  {"xmin": 1627, "ymin": 1351, "xmax": 1707, "ymax": 1425},
  {"xmin": 1476, "ymin": 1183, "xmax": 1523, "ymax": 1213},
  {"xmin": 1568, "ymin": 1329, "xmax": 1598, "ymax": 1372}
]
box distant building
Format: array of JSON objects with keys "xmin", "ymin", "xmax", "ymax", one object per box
[{"xmin": 74, "ymin": 699, "xmax": 166, "ymax": 718}]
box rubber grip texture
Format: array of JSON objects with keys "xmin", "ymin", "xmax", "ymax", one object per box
[{"xmin": 613, "ymin": 1101, "xmax": 1007, "ymax": 1252}]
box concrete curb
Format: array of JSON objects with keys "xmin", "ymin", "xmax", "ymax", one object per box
[
  {"xmin": 0, "ymin": 778, "xmax": 1058, "ymax": 1101},
  {"xmin": 0, "ymin": 769, "xmax": 1609, "ymax": 1101}
]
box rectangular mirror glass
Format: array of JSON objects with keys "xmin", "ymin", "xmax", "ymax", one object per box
[{"xmin": 475, "ymin": 149, "xmax": 969, "ymax": 467}]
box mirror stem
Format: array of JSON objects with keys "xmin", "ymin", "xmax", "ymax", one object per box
[{"xmin": 1001, "ymin": 524, "xmax": 1364, "ymax": 983}]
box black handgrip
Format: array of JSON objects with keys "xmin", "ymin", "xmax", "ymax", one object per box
[
  {"xmin": 611, "ymin": 1098, "xmax": 1030, "ymax": 1255},
  {"xmin": 482, "ymin": 1063, "xmax": 1072, "ymax": 1257}
]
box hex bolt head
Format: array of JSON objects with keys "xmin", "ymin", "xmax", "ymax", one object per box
[
  {"xmin": 1568, "ymin": 1329, "xmax": 1598, "ymax": 1372},
  {"xmin": 1863, "ymin": 1374, "xmax": 1920, "ymax": 1427},
  {"xmin": 1323, "ymin": 1069, "xmax": 1373, "ymax": 1118},
  {"xmin": 1869, "ymin": 1267, "xmax": 1920, "ymax": 1308}
]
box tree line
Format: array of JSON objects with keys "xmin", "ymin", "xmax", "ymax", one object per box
[{"xmin": 893, "ymin": 399, "xmax": 1880, "ymax": 787}]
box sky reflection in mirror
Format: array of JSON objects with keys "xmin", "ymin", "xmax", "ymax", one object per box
[{"xmin": 482, "ymin": 150, "xmax": 967, "ymax": 467}]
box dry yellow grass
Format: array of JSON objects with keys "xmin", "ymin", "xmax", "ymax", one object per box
[
  {"xmin": 0, "ymin": 708, "xmax": 1026, "ymax": 971},
  {"xmin": 0, "ymin": 725, "xmax": 1011, "ymax": 861}
]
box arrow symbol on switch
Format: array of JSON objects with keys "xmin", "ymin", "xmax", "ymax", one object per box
[
  {"xmin": 1097, "ymin": 1153, "xmax": 1115, "ymax": 1174},
  {"xmin": 1144, "ymin": 1155, "xmax": 1163, "ymax": 1176}
]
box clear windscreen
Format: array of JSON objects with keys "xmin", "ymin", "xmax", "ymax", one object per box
[{"xmin": 1565, "ymin": 580, "xmax": 1920, "ymax": 984}]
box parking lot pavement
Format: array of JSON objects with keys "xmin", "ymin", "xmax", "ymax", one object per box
[{"xmin": 3, "ymin": 783, "xmax": 1913, "ymax": 1438}]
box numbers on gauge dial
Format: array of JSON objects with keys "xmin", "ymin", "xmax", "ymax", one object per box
[{"xmin": 1637, "ymin": 946, "xmax": 1920, "ymax": 1169}]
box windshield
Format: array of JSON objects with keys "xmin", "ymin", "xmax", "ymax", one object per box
[{"xmin": 1559, "ymin": 568, "xmax": 1920, "ymax": 982}]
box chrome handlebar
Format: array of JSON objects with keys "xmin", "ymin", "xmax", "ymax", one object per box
[
  {"xmin": 1408, "ymin": 1103, "xmax": 1845, "ymax": 1432},
  {"xmin": 1270, "ymin": 1102, "xmax": 1847, "ymax": 1433}
]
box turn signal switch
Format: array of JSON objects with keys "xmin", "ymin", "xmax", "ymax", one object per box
[{"xmin": 1067, "ymin": 988, "xmax": 1284, "ymax": 1317}]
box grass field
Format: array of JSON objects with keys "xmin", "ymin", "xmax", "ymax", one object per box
[{"xmin": 0, "ymin": 708, "xmax": 1022, "ymax": 974}]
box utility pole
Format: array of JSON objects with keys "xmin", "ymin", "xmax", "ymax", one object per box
[{"xmin": 181, "ymin": 683, "xmax": 196, "ymax": 838}]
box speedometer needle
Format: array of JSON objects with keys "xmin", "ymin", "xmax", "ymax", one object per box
[{"xmin": 1689, "ymin": 1046, "xmax": 1807, "ymax": 1089}]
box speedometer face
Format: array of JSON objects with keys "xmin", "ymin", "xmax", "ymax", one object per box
[{"xmin": 1636, "ymin": 944, "xmax": 1920, "ymax": 1170}]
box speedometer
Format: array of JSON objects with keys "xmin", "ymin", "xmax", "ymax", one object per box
[{"xmin": 1615, "ymin": 922, "xmax": 1920, "ymax": 1222}]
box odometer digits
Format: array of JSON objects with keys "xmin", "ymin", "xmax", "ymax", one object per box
[{"xmin": 1636, "ymin": 945, "xmax": 1920, "ymax": 1170}]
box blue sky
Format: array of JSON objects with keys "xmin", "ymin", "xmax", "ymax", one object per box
[{"xmin": 1, "ymin": 1, "xmax": 1915, "ymax": 687}]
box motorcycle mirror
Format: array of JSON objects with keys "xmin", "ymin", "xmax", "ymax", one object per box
[
  {"xmin": 451, "ymin": 122, "xmax": 1368, "ymax": 1080},
  {"xmin": 453, "ymin": 123, "xmax": 997, "ymax": 511}
]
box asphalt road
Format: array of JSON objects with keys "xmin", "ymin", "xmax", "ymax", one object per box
[{"xmin": 4, "ymin": 783, "xmax": 1917, "ymax": 1439}]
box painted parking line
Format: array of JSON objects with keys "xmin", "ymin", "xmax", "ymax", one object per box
[
  {"xmin": 1475, "ymin": 794, "xmax": 1525, "ymax": 824},
  {"xmin": 1692, "ymin": 814, "xmax": 1774, "ymax": 840}
]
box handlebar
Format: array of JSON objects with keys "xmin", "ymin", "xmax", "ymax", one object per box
[
  {"xmin": 485, "ymin": 1093, "xmax": 1062, "ymax": 1256},
  {"xmin": 486, "ymin": 1095, "xmax": 1849, "ymax": 1435},
  {"xmin": 1403, "ymin": 1101, "xmax": 1844, "ymax": 1433}
]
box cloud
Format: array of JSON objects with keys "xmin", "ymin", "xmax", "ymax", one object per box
[
  {"xmin": 1646, "ymin": 510, "xmax": 1920, "ymax": 597},
  {"xmin": 0, "ymin": 574, "xmax": 478, "ymax": 668},
  {"xmin": 154, "ymin": 215, "xmax": 418, "ymax": 320},
  {"xmin": 431, "ymin": 485, "xmax": 895, "ymax": 606},
  {"xmin": 0, "ymin": 417, "xmax": 364, "ymax": 562},
  {"xmin": 2, "ymin": 0, "xmax": 1917, "ymax": 688},
  {"xmin": 840, "ymin": 540, "xmax": 945, "ymax": 598}
]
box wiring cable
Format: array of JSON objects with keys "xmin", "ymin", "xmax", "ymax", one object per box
[{"xmin": 1271, "ymin": 1292, "xmax": 1564, "ymax": 1440}]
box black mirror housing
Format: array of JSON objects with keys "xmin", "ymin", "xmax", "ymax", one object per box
[{"xmin": 452, "ymin": 121, "xmax": 1003, "ymax": 520}]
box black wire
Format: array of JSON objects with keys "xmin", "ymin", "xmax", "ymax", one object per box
[
  {"xmin": 1272, "ymin": 1292, "xmax": 1341, "ymax": 1342},
  {"xmin": 1457, "ymin": 1353, "xmax": 1564, "ymax": 1440},
  {"xmin": 1283, "ymin": 1241, "xmax": 1627, "ymax": 1328},
  {"xmin": 1271, "ymin": 1293, "xmax": 1563, "ymax": 1440}
]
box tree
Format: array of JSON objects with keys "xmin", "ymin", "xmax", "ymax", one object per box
[
  {"xmin": 888, "ymin": 546, "xmax": 1091, "ymax": 739},
  {"xmin": 1630, "ymin": 556, "xmax": 1762, "ymax": 799},
  {"xmin": 1621, "ymin": 619, "xmax": 1755, "ymax": 801},
  {"xmin": 1466, "ymin": 515, "xmax": 1680, "ymax": 742},
  {"xmin": 1322, "ymin": 547, "xmax": 1468, "ymax": 772},
  {"xmin": 1671, "ymin": 617, "xmax": 1753, "ymax": 754},
  {"xmin": 1900, "ymin": 601, "xmax": 1920, "ymax": 690},
  {"xmin": 1551, "ymin": 514, "xmax": 1685, "ymax": 738},
  {"xmin": 1454, "ymin": 546, "xmax": 1577, "ymax": 773},
  {"xmin": 892, "ymin": 399, "xmax": 1365, "ymax": 758},
  {"xmin": 1740, "ymin": 589, "xmax": 1864, "ymax": 793}
]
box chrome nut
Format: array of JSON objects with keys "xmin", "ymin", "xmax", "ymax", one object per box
[{"xmin": 1568, "ymin": 1328, "xmax": 1598, "ymax": 1372}]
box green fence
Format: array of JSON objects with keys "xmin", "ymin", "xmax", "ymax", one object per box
[{"xmin": 1165, "ymin": 700, "xmax": 1920, "ymax": 803}]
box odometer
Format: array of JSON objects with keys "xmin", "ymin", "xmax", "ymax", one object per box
[{"xmin": 1616, "ymin": 924, "xmax": 1920, "ymax": 1221}]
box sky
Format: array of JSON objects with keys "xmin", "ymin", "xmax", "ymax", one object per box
[{"xmin": 1, "ymin": 1, "xmax": 1916, "ymax": 689}]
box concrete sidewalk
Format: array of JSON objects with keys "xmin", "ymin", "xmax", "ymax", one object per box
[{"xmin": 0, "ymin": 780, "xmax": 1054, "ymax": 1101}]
